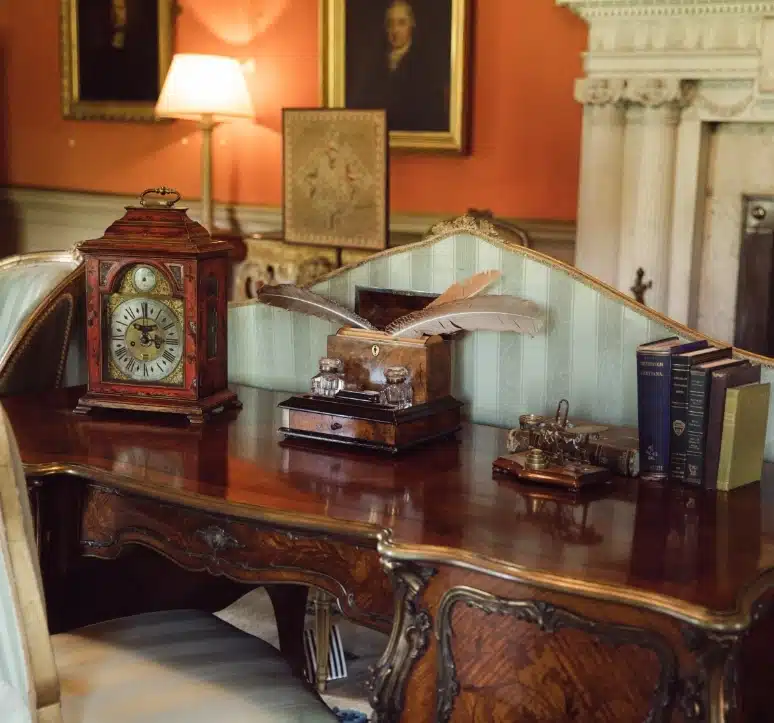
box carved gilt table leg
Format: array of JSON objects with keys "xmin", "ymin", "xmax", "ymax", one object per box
[
  {"xmin": 678, "ymin": 625, "xmax": 744, "ymax": 723},
  {"xmin": 368, "ymin": 560, "xmax": 435, "ymax": 723}
]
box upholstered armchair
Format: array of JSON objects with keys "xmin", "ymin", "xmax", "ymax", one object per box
[
  {"xmin": 0, "ymin": 405, "xmax": 337, "ymax": 723},
  {"xmin": 0, "ymin": 250, "xmax": 84, "ymax": 397}
]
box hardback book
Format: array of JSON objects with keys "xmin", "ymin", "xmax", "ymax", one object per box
[
  {"xmin": 581, "ymin": 426, "xmax": 640, "ymax": 478},
  {"xmin": 637, "ymin": 337, "xmax": 709, "ymax": 480},
  {"xmin": 669, "ymin": 346, "xmax": 732, "ymax": 480},
  {"xmin": 704, "ymin": 363, "xmax": 762, "ymax": 489},
  {"xmin": 684, "ymin": 357, "xmax": 747, "ymax": 487},
  {"xmin": 536, "ymin": 425, "xmax": 640, "ymax": 477},
  {"xmin": 716, "ymin": 383, "xmax": 771, "ymax": 491}
]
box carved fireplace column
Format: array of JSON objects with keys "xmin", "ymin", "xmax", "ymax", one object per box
[
  {"xmin": 573, "ymin": 78, "xmax": 626, "ymax": 287},
  {"xmin": 616, "ymin": 78, "xmax": 685, "ymax": 313}
]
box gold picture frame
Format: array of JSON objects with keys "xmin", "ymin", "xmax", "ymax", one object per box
[
  {"xmin": 321, "ymin": 0, "xmax": 471, "ymax": 153},
  {"xmin": 283, "ymin": 108, "xmax": 388, "ymax": 251},
  {"xmin": 60, "ymin": 0, "xmax": 175, "ymax": 122}
]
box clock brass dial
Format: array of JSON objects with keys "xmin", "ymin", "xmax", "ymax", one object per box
[{"xmin": 107, "ymin": 297, "xmax": 183, "ymax": 383}]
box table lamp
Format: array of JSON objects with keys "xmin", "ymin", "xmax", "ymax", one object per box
[{"xmin": 155, "ymin": 53, "xmax": 255, "ymax": 231}]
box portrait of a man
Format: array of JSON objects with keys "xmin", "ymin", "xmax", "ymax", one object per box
[
  {"xmin": 345, "ymin": 0, "xmax": 451, "ymax": 133},
  {"xmin": 61, "ymin": 0, "xmax": 174, "ymax": 120},
  {"xmin": 77, "ymin": 0, "xmax": 161, "ymax": 103},
  {"xmin": 323, "ymin": 0, "xmax": 470, "ymax": 151},
  {"xmin": 346, "ymin": 0, "xmax": 451, "ymax": 131}
]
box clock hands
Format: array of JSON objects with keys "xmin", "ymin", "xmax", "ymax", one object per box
[{"xmin": 132, "ymin": 321, "xmax": 165, "ymax": 350}]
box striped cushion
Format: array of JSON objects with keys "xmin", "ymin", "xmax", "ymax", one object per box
[
  {"xmin": 52, "ymin": 610, "xmax": 337, "ymax": 723},
  {"xmin": 0, "ymin": 262, "xmax": 77, "ymax": 364}
]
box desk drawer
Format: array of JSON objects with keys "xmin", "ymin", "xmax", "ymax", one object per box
[{"xmin": 80, "ymin": 485, "xmax": 394, "ymax": 629}]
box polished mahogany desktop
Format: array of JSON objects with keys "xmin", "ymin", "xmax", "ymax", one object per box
[{"xmin": 4, "ymin": 384, "xmax": 774, "ymax": 723}]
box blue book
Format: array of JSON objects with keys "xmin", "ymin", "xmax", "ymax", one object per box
[{"xmin": 637, "ymin": 337, "xmax": 708, "ymax": 480}]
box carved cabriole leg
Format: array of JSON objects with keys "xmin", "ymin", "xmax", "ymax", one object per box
[
  {"xmin": 368, "ymin": 560, "xmax": 435, "ymax": 723},
  {"xmin": 677, "ymin": 626, "xmax": 742, "ymax": 723},
  {"xmin": 677, "ymin": 596, "xmax": 774, "ymax": 723},
  {"xmin": 573, "ymin": 78, "xmax": 626, "ymax": 288}
]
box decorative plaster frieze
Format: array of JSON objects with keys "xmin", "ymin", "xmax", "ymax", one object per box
[
  {"xmin": 587, "ymin": 16, "xmax": 760, "ymax": 54},
  {"xmin": 558, "ymin": 1, "xmax": 774, "ymax": 20}
]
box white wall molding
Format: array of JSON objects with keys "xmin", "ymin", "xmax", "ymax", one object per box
[{"xmin": 0, "ymin": 186, "xmax": 575, "ymax": 261}]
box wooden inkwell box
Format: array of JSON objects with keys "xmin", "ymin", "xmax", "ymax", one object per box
[
  {"xmin": 260, "ymin": 273, "xmax": 545, "ymax": 454},
  {"xmin": 279, "ymin": 328, "xmax": 463, "ymax": 453}
]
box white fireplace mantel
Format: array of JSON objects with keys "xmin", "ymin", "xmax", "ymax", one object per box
[{"xmin": 559, "ymin": 0, "xmax": 774, "ymax": 339}]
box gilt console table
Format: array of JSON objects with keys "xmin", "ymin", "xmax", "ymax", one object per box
[{"xmin": 4, "ymin": 384, "xmax": 774, "ymax": 722}]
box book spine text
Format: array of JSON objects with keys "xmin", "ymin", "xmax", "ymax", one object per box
[
  {"xmin": 669, "ymin": 359, "xmax": 692, "ymax": 479},
  {"xmin": 684, "ymin": 368, "xmax": 710, "ymax": 486},
  {"xmin": 637, "ymin": 351, "xmax": 672, "ymax": 479}
]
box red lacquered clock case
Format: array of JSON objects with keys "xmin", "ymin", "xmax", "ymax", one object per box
[{"xmin": 75, "ymin": 188, "xmax": 240, "ymax": 424}]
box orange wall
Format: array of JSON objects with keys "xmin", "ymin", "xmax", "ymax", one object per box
[{"xmin": 2, "ymin": 1, "xmax": 586, "ymax": 221}]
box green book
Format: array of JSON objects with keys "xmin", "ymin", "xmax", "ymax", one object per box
[{"xmin": 716, "ymin": 383, "xmax": 771, "ymax": 491}]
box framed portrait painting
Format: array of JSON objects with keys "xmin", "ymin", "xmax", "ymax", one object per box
[
  {"xmin": 60, "ymin": 0, "xmax": 175, "ymax": 121},
  {"xmin": 283, "ymin": 109, "xmax": 388, "ymax": 251},
  {"xmin": 321, "ymin": 0, "xmax": 472, "ymax": 153}
]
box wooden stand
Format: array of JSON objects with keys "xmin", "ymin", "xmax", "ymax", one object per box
[
  {"xmin": 278, "ymin": 394, "xmax": 462, "ymax": 453},
  {"xmin": 74, "ymin": 388, "xmax": 242, "ymax": 425}
]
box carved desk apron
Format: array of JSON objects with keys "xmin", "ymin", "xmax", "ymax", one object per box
[{"xmin": 5, "ymin": 385, "xmax": 774, "ymax": 723}]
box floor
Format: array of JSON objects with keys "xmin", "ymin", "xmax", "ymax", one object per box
[{"xmin": 215, "ymin": 587, "xmax": 385, "ymax": 716}]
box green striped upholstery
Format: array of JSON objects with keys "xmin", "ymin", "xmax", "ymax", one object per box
[
  {"xmin": 53, "ymin": 610, "xmax": 336, "ymax": 723},
  {"xmin": 227, "ymin": 228, "xmax": 679, "ymax": 429},
  {"xmin": 227, "ymin": 220, "xmax": 774, "ymax": 460},
  {"xmin": 0, "ymin": 405, "xmax": 336, "ymax": 723}
]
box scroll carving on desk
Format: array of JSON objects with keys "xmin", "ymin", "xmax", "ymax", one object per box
[{"xmin": 256, "ymin": 272, "xmax": 547, "ymax": 452}]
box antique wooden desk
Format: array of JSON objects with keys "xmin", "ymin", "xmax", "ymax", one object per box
[{"xmin": 4, "ymin": 384, "xmax": 774, "ymax": 723}]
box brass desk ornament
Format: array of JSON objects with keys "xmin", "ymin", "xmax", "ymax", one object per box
[
  {"xmin": 496, "ymin": 400, "xmax": 613, "ymax": 490},
  {"xmin": 509, "ymin": 400, "xmax": 608, "ymax": 463}
]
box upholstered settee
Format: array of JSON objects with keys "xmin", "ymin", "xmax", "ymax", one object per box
[{"xmin": 228, "ymin": 215, "xmax": 774, "ymax": 460}]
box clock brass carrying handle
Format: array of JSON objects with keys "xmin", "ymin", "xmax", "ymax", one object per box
[{"xmin": 140, "ymin": 187, "xmax": 181, "ymax": 208}]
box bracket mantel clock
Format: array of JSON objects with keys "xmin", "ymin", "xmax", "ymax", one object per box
[{"xmin": 74, "ymin": 187, "xmax": 240, "ymax": 424}]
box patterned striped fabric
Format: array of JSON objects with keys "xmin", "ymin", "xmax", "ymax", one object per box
[
  {"xmin": 53, "ymin": 610, "xmax": 337, "ymax": 723},
  {"xmin": 0, "ymin": 261, "xmax": 78, "ymax": 365},
  {"xmin": 0, "ymin": 405, "xmax": 336, "ymax": 723}
]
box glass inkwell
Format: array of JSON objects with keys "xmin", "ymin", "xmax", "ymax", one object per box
[
  {"xmin": 311, "ymin": 357, "xmax": 345, "ymax": 398},
  {"xmin": 380, "ymin": 366, "xmax": 413, "ymax": 409}
]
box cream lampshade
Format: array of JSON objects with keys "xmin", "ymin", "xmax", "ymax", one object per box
[{"xmin": 156, "ymin": 53, "xmax": 255, "ymax": 231}]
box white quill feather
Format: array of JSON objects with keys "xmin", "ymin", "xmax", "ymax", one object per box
[
  {"xmin": 385, "ymin": 295, "xmax": 545, "ymax": 339},
  {"xmin": 254, "ymin": 284, "xmax": 377, "ymax": 330}
]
